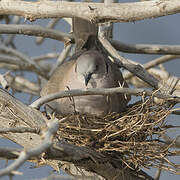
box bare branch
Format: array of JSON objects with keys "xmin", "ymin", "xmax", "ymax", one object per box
[
  {"xmin": 0, "ymin": 63, "xmax": 20, "ymax": 71},
  {"xmin": 0, "ymin": 118, "xmax": 59, "ymax": 177},
  {"xmin": 0, "ymin": 53, "xmax": 27, "ymax": 67},
  {"xmin": 0, "ymin": 127, "xmax": 40, "ymax": 134},
  {"xmin": 161, "ymin": 134, "xmax": 180, "ymax": 149},
  {"xmin": 1, "ymin": 24, "xmax": 180, "ymax": 56},
  {"xmin": 99, "ymin": 37, "xmax": 180, "ymax": 97},
  {"xmin": 36, "ymin": 18, "xmax": 61, "ymax": 44},
  {"xmin": 32, "ymin": 53, "xmax": 59, "ymax": 62},
  {"xmin": 171, "ymin": 110, "xmax": 180, "ymax": 115},
  {"xmin": 0, "ymin": 88, "xmax": 47, "ymax": 149},
  {"xmin": 111, "ymin": 40, "xmax": 180, "ymax": 55},
  {"xmin": 0, "ymin": 53, "xmax": 51, "ymax": 75},
  {"xmin": 0, "ymin": 72, "xmax": 9, "ymax": 89},
  {"xmin": 3, "ymin": 16, "xmax": 21, "ymax": 46},
  {"xmin": 0, "ymin": 1, "xmax": 180, "ymax": 23},
  {"xmin": 99, "ymin": 37, "xmax": 161, "ymax": 89},
  {"xmin": 124, "ymin": 55, "xmax": 179, "ymax": 80},
  {"xmin": 0, "ymin": 24, "xmax": 72, "ymax": 43},
  {"xmin": 124, "ymin": 68, "xmax": 180, "ymax": 97},
  {"xmin": 4, "ymin": 74, "xmax": 40, "ymax": 95},
  {"xmin": 30, "ymin": 87, "xmax": 180, "ymax": 110}
]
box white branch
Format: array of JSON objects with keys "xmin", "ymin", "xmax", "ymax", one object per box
[
  {"xmin": 124, "ymin": 55, "xmax": 179, "ymax": 80},
  {"xmin": 0, "ymin": 127, "xmax": 39, "ymax": 134},
  {"xmin": 31, "ymin": 87, "xmax": 180, "ymax": 109},
  {"xmin": 0, "ymin": 118, "xmax": 59, "ymax": 177},
  {"xmin": 0, "ymin": 1, "xmax": 180, "ymax": 22},
  {"xmin": 99, "ymin": 37, "xmax": 161, "ymax": 89},
  {"xmin": 2, "ymin": 24, "xmax": 180, "ymax": 55},
  {"xmin": 111, "ymin": 40, "xmax": 180, "ymax": 55},
  {"xmin": 0, "ymin": 24, "xmax": 72, "ymax": 42}
]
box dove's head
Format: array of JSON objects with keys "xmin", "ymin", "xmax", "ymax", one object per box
[{"xmin": 76, "ymin": 50, "xmax": 108, "ymax": 86}]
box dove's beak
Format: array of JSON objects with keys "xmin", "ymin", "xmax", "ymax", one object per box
[{"xmin": 84, "ymin": 73, "xmax": 92, "ymax": 86}]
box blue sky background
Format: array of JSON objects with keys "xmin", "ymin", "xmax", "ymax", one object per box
[{"xmin": 0, "ymin": 1, "xmax": 180, "ymax": 179}]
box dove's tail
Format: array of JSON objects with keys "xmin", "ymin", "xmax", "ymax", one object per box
[{"xmin": 72, "ymin": 17, "xmax": 98, "ymax": 51}]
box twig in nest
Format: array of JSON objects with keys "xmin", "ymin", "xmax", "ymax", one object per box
[{"xmin": 54, "ymin": 97, "xmax": 179, "ymax": 174}]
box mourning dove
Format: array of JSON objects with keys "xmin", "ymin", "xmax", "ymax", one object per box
[{"xmin": 41, "ymin": 18, "xmax": 131, "ymax": 116}]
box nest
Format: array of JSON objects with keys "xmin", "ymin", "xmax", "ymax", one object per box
[{"xmin": 55, "ymin": 97, "xmax": 179, "ymax": 174}]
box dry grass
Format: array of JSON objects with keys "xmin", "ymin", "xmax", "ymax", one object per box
[{"xmin": 55, "ymin": 97, "xmax": 180, "ymax": 174}]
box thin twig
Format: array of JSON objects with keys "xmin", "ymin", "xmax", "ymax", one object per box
[
  {"xmin": 0, "ymin": 24, "xmax": 73, "ymax": 43},
  {"xmin": 4, "ymin": 74, "xmax": 40, "ymax": 95},
  {"xmin": 32, "ymin": 53, "xmax": 59, "ymax": 62},
  {"xmin": 2, "ymin": 24, "xmax": 180, "ymax": 56},
  {"xmin": 36, "ymin": 18, "xmax": 61, "ymax": 44},
  {"xmin": 124, "ymin": 55, "xmax": 180, "ymax": 80},
  {"xmin": 31, "ymin": 87, "xmax": 180, "ymax": 109},
  {"xmin": 111, "ymin": 39, "xmax": 180, "ymax": 55}
]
